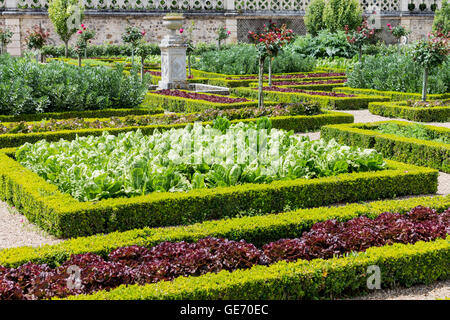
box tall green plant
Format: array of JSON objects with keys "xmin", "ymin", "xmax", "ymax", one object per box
[
  {"xmin": 248, "ymin": 24, "xmax": 294, "ymax": 108},
  {"xmin": 0, "ymin": 27, "xmax": 13, "ymax": 55},
  {"xmin": 323, "ymin": 0, "xmax": 362, "ymax": 32},
  {"xmin": 304, "ymin": 0, "xmax": 326, "ymax": 36},
  {"xmin": 432, "ymin": 0, "xmax": 450, "ymax": 34},
  {"xmin": 48, "ymin": 0, "xmax": 85, "ymax": 58}
]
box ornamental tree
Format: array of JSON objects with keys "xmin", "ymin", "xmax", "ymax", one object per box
[
  {"xmin": 386, "ymin": 23, "xmax": 411, "ymax": 44},
  {"xmin": 0, "ymin": 27, "xmax": 13, "ymax": 55},
  {"xmin": 25, "ymin": 24, "xmax": 50, "ymax": 62},
  {"xmin": 345, "ymin": 19, "xmax": 377, "ymax": 64},
  {"xmin": 181, "ymin": 21, "xmax": 195, "ymax": 78},
  {"xmin": 248, "ymin": 23, "xmax": 294, "ymax": 108},
  {"xmin": 216, "ymin": 24, "xmax": 231, "ymax": 50},
  {"xmin": 413, "ymin": 31, "xmax": 449, "ymax": 101},
  {"xmin": 135, "ymin": 41, "xmax": 154, "ymax": 82},
  {"xmin": 122, "ymin": 25, "xmax": 146, "ymax": 66},
  {"xmin": 75, "ymin": 24, "xmax": 95, "ymax": 66},
  {"xmin": 48, "ymin": 0, "xmax": 84, "ymax": 58}
]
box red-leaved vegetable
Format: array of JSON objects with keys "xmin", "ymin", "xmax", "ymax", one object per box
[
  {"xmin": 0, "ymin": 206, "xmax": 448, "ymax": 300},
  {"xmin": 153, "ymin": 89, "xmax": 249, "ymax": 103}
]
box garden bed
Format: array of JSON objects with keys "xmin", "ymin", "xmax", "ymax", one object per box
[
  {"xmin": 1, "ymin": 194, "xmax": 447, "ymax": 268},
  {"xmin": 1, "ymin": 204, "xmax": 448, "ymax": 300},
  {"xmin": 368, "ymin": 100, "xmax": 450, "ymax": 122},
  {"xmin": 0, "ymin": 106, "xmax": 354, "ymax": 148},
  {"xmin": 249, "ymin": 79, "xmax": 347, "ymax": 91},
  {"xmin": 333, "ymin": 87, "xmax": 450, "ymax": 101},
  {"xmin": 231, "ymin": 87, "xmax": 389, "ymax": 110},
  {"xmin": 321, "ymin": 121, "xmax": 450, "ymax": 172},
  {"xmin": 0, "ymin": 106, "xmax": 164, "ymax": 123},
  {"xmin": 64, "ymin": 235, "xmax": 449, "ymax": 300},
  {"xmin": 145, "ymin": 90, "xmax": 268, "ymax": 112},
  {"xmin": 208, "ymin": 73, "xmax": 347, "ymax": 88},
  {"xmin": 0, "ymin": 143, "xmax": 437, "ymax": 238}
]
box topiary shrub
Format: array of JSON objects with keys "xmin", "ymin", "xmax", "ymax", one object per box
[
  {"xmin": 304, "ymin": 0, "xmax": 326, "ymax": 36},
  {"xmin": 322, "ymin": 0, "xmax": 363, "ymax": 32}
]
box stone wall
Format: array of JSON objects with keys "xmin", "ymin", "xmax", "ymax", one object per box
[{"xmin": 0, "ymin": 11, "xmax": 437, "ymax": 56}]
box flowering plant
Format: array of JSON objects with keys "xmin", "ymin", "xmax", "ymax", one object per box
[
  {"xmin": 75, "ymin": 24, "xmax": 95, "ymax": 62},
  {"xmin": 122, "ymin": 25, "xmax": 145, "ymax": 65},
  {"xmin": 387, "ymin": 24, "xmax": 410, "ymax": 43},
  {"xmin": 413, "ymin": 31, "xmax": 449, "ymax": 101},
  {"xmin": 121, "ymin": 25, "xmax": 145, "ymax": 46},
  {"xmin": 248, "ymin": 22, "xmax": 294, "ymax": 107},
  {"xmin": 345, "ymin": 19, "xmax": 377, "ymax": 63},
  {"xmin": 25, "ymin": 25, "xmax": 49, "ymax": 51},
  {"xmin": 0, "ymin": 27, "xmax": 13, "ymax": 54},
  {"xmin": 216, "ymin": 24, "xmax": 231, "ymax": 49}
]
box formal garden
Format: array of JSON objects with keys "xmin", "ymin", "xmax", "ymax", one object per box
[{"xmin": 0, "ymin": 0, "xmax": 449, "ymax": 303}]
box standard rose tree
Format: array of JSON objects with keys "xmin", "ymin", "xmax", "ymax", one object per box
[
  {"xmin": 248, "ymin": 23, "xmax": 294, "ymax": 108},
  {"xmin": 25, "ymin": 25, "xmax": 49, "ymax": 62},
  {"xmin": 345, "ymin": 18, "xmax": 377, "ymax": 64},
  {"xmin": 413, "ymin": 31, "xmax": 449, "ymax": 101},
  {"xmin": 0, "ymin": 27, "xmax": 13, "ymax": 55},
  {"xmin": 122, "ymin": 25, "xmax": 146, "ymax": 66},
  {"xmin": 75, "ymin": 24, "xmax": 95, "ymax": 66}
]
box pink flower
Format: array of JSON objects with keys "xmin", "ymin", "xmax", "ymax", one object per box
[
  {"xmin": 227, "ymin": 31, "xmax": 231, "ymax": 35},
  {"xmin": 386, "ymin": 23, "xmax": 391, "ymax": 27},
  {"xmin": 77, "ymin": 30, "xmax": 82, "ymax": 34},
  {"xmin": 141, "ymin": 30, "xmax": 146, "ymax": 36},
  {"xmin": 81, "ymin": 24, "xmax": 84, "ymax": 28},
  {"xmin": 179, "ymin": 28, "xmax": 184, "ymax": 34}
]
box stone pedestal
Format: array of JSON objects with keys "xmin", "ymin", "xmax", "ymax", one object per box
[{"xmin": 158, "ymin": 16, "xmax": 188, "ymax": 90}]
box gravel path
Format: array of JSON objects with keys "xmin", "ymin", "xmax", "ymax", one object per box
[
  {"xmin": 0, "ymin": 202, "xmax": 61, "ymax": 250},
  {"xmin": 347, "ymin": 280, "xmax": 450, "ymax": 300},
  {"xmin": 340, "ymin": 109, "xmax": 450, "ymax": 128}
]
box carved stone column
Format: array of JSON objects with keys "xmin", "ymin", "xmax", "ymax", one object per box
[{"xmin": 158, "ymin": 15, "xmax": 188, "ymax": 90}]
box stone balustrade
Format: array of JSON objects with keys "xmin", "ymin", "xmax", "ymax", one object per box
[{"xmin": 0, "ymin": 0, "xmax": 442, "ymax": 13}]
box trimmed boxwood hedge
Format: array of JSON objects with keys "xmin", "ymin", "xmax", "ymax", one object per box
[
  {"xmin": 144, "ymin": 91, "xmax": 269, "ymax": 112},
  {"xmin": 333, "ymin": 87, "xmax": 450, "ymax": 101},
  {"xmin": 249, "ymin": 82, "xmax": 346, "ymax": 92},
  {"xmin": 0, "ymin": 147, "xmax": 438, "ymax": 238},
  {"xmin": 0, "ymin": 111, "xmax": 354, "ymax": 148},
  {"xmin": 208, "ymin": 75, "xmax": 347, "ymax": 88},
  {"xmin": 0, "ymin": 194, "xmax": 447, "ymax": 269},
  {"xmin": 368, "ymin": 101, "xmax": 450, "ymax": 122},
  {"xmin": 320, "ymin": 121, "xmax": 450, "ymax": 173},
  {"xmin": 0, "ymin": 107, "xmax": 165, "ymax": 123},
  {"xmin": 231, "ymin": 87, "xmax": 389, "ymax": 110},
  {"xmin": 63, "ymin": 236, "xmax": 450, "ymax": 300}
]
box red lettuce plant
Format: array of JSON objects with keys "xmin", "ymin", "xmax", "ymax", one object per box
[
  {"xmin": 0, "ymin": 206, "xmax": 448, "ymax": 300},
  {"xmin": 154, "ymin": 89, "xmax": 249, "ymax": 103}
]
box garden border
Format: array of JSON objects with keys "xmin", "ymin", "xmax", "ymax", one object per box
[
  {"xmin": 230, "ymin": 87, "xmax": 390, "ymax": 110},
  {"xmin": 0, "ymin": 107, "xmax": 165, "ymax": 123},
  {"xmin": 368, "ymin": 101, "xmax": 450, "ymax": 122},
  {"xmin": 144, "ymin": 91, "xmax": 272, "ymax": 112},
  {"xmin": 320, "ymin": 121, "xmax": 450, "ymax": 173},
  {"xmin": 0, "ymin": 111, "xmax": 354, "ymax": 148},
  {"xmin": 0, "ymin": 194, "xmax": 447, "ymax": 268},
  {"xmin": 63, "ymin": 236, "xmax": 450, "ymax": 300},
  {"xmin": 333, "ymin": 87, "xmax": 450, "ymax": 101},
  {"xmin": 0, "ymin": 148, "xmax": 438, "ymax": 238}
]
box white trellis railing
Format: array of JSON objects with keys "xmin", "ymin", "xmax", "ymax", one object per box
[{"xmin": 0, "ymin": 0, "xmax": 442, "ymax": 12}]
